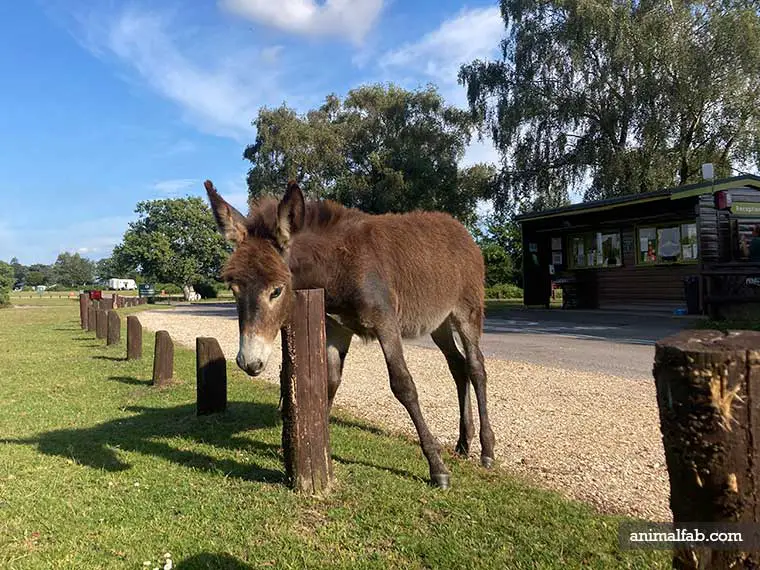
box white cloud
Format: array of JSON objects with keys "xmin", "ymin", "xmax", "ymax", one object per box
[
  {"xmin": 65, "ymin": 6, "xmax": 296, "ymax": 141},
  {"xmin": 220, "ymin": 0, "xmax": 384, "ymax": 44},
  {"xmin": 378, "ymin": 6, "xmax": 503, "ymax": 108},
  {"xmin": 0, "ymin": 215, "xmax": 135, "ymax": 265},
  {"xmin": 153, "ymin": 178, "xmax": 197, "ymax": 195}
]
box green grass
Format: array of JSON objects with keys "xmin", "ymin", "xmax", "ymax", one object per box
[{"xmin": 0, "ymin": 304, "xmax": 670, "ymax": 569}]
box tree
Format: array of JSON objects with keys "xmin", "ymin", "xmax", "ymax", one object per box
[
  {"xmin": 459, "ymin": 0, "xmax": 760, "ymax": 211},
  {"xmin": 112, "ymin": 197, "xmax": 229, "ymax": 299},
  {"xmin": 52, "ymin": 252, "xmax": 95, "ymax": 288},
  {"xmin": 244, "ymin": 83, "xmax": 493, "ymax": 226},
  {"xmin": 0, "ymin": 261, "xmax": 13, "ymax": 307},
  {"xmin": 9, "ymin": 257, "xmax": 27, "ymax": 284}
]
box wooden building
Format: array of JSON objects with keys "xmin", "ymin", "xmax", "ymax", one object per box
[{"xmin": 516, "ymin": 174, "xmax": 760, "ymax": 315}]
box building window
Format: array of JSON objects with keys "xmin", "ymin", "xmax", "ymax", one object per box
[
  {"xmin": 569, "ymin": 231, "xmax": 622, "ymax": 268},
  {"xmin": 637, "ymin": 222, "xmax": 698, "ymax": 264},
  {"xmin": 736, "ymin": 220, "xmax": 760, "ymax": 262}
]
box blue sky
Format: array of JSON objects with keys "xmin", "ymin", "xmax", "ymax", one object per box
[{"xmin": 0, "ymin": 0, "xmax": 506, "ymax": 265}]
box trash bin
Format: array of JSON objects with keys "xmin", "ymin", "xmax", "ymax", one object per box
[{"xmin": 683, "ymin": 276, "xmax": 700, "ymax": 315}]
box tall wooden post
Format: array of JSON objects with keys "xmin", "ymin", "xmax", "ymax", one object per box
[
  {"xmin": 280, "ymin": 288, "xmax": 333, "ymax": 495},
  {"xmin": 96, "ymin": 309, "xmax": 108, "ymax": 340},
  {"xmin": 79, "ymin": 293, "xmax": 88, "ymax": 329},
  {"xmin": 87, "ymin": 305, "xmax": 96, "ymax": 332},
  {"xmin": 196, "ymin": 337, "xmax": 227, "ymax": 416},
  {"xmin": 152, "ymin": 331, "xmax": 174, "ymax": 386},
  {"xmin": 106, "ymin": 311, "xmax": 121, "ymax": 345},
  {"xmin": 127, "ymin": 316, "xmax": 142, "ymax": 360},
  {"xmin": 653, "ymin": 330, "xmax": 760, "ymax": 569}
]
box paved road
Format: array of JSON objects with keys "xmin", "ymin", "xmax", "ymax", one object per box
[{"xmin": 165, "ymin": 303, "xmax": 698, "ymax": 380}]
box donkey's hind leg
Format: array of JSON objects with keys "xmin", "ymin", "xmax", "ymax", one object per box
[
  {"xmin": 326, "ymin": 316, "xmax": 353, "ymax": 412},
  {"xmin": 431, "ymin": 318, "xmax": 474, "ymax": 457},
  {"xmin": 451, "ymin": 313, "xmax": 496, "ymax": 468}
]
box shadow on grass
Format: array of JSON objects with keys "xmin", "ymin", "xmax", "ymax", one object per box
[
  {"xmin": 331, "ymin": 416, "xmax": 389, "ymax": 437},
  {"xmin": 2, "ymin": 402, "xmax": 285, "ymax": 485},
  {"xmin": 92, "ymin": 355, "xmax": 126, "ymax": 362},
  {"xmin": 175, "ymin": 553, "xmax": 253, "ymax": 569},
  {"xmin": 108, "ymin": 375, "xmax": 152, "ymax": 386}
]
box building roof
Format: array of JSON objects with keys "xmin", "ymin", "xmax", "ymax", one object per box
[{"xmin": 515, "ymin": 174, "xmax": 760, "ymax": 223}]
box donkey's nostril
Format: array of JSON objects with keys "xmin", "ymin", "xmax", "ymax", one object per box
[
  {"xmin": 247, "ymin": 359, "xmax": 264, "ymax": 376},
  {"xmin": 236, "ymin": 353, "xmax": 246, "ymax": 370}
]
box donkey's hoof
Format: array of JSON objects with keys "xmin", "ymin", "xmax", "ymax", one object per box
[
  {"xmin": 430, "ymin": 473, "xmax": 450, "ymax": 490},
  {"xmin": 481, "ymin": 456, "xmax": 494, "ymax": 469}
]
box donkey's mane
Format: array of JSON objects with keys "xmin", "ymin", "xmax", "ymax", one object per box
[{"xmin": 245, "ymin": 195, "xmax": 366, "ymax": 239}]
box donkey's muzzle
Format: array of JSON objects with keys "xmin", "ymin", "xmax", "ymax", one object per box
[{"xmin": 237, "ymin": 353, "xmax": 264, "ymax": 376}]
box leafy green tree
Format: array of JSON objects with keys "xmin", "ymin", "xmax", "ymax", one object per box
[
  {"xmin": 0, "ymin": 261, "xmax": 13, "ymax": 307},
  {"xmin": 112, "ymin": 197, "xmax": 229, "ymax": 299},
  {"xmin": 244, "ymin": 83, "xmax": 493, "ymax": 225},
  {"xmin": 459, "ymin": 0, "xmax": 760, "ymax": 210},
  {"xmin": 52, "ymin": 252, "xmax": 95, "ymax": 288},
  {"xmin": 9, "ymin": 257, "xmax": 27, "ymax": 284}
]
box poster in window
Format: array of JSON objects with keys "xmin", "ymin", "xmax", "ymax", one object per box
[
  {"xmin": 657, "ymin": 227, "xmax": 681, "ymax": 260},
  {"xmin": 552, "ymin": 251, "xmax": 563, "ymax": 265},
  {"xmin": 551, "ymin": 237, "xmax": 562, "ymax": 251}
]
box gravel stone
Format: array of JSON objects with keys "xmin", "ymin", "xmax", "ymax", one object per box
[{"xmin": 136, "ymin": 308, "xmax": 671, "ymax": 522}]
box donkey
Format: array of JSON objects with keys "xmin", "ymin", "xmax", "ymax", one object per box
[{"xmin": 204, "ymin": 179, "xmax": 495, "ymax": 488}]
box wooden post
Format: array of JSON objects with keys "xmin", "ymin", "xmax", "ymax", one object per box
[
  {"xmin": 127, "ymin": 316, "xmax": 142, "ymax": 360},
  {"xmin": 95, "ymin": 309, "xmax": 108, "ymax": 340},
  {"xmin": 106, "ymin": 311, "xmax": 121, "ymax": 346},
  {"xmin": 152, "ymin": 330, "xmax": 174, "ymax": 386},
  {"xmin": 79, "ymin": 293, "xmax": 88, "ymax": 329},
  {"xmin": 87, "ymin": 305, "xmax": 96, "ymax": 332},
  {"xmin": 653, "ymin": 330, "xmax": 760, "ymax": 569},
  {"xmin": 279, "ymin": 288, "xmax": 333, "ymax": 495},
  {"xmin": 196, "ymin": 337, "xmax": 227, "ymax": 415}
]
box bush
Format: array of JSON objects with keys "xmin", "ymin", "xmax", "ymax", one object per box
[
  {"xmin": 153, "ymin": 283, "xmax": 183, "ymax": 295},
  {"xmin": 485, "ymin": 283, "xmax": 524, "ymax": 300},
  {"xmin": 0, "ymin": 261, "xmax": 13, "ymax": 307},
  {"xmin": 192, "ymin": 278, "xmax": 219, "ymax": 299}
]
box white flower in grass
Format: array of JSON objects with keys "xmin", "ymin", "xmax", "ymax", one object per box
[{"xmin": 163, "ymin": 559, "xmax": 173, "ymax": 570}]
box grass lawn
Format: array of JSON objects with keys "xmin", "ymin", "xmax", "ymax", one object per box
[{"xmin": 0, "ymin": 301, "xmax": 670, "ymax": 569}]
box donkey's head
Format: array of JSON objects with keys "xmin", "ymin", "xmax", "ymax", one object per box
[{"xmin": 204, "ymin": 179, "xmax": 305, "ymax": 376}]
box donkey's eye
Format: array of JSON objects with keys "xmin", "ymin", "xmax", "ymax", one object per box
[{"xmin": 270, "ymin": 287, "xmax": 283, "ymax": 300}]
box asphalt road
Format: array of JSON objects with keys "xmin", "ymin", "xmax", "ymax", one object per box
[{"xmin": 166, "ymin": 303, "xmax": 697, "ymax": 380}]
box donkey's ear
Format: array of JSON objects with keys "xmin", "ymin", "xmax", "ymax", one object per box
[
  {"xmin": 204, "ymin": 180, "xmax": 248, "ymax": 246},
  {"xmin": 275, "ymin": 180, "xmax": 305, "ymax": 250}
]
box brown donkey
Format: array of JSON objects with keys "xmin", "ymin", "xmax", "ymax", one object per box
[{"xmin": 204, "ymin": 179, "xmax": 495, "ymax": 488}]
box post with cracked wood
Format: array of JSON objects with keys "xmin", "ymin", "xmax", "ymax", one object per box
[
  {"xmin": 279, "ymin": 288, "xmax": 333, "ymax": 495},
  {"xmin": 196, "ymin": 337, "xmax": 227, "ymax": 416},
  {"xmin": 127, "ymin": 316, "xmax": 142, "ymax": 360},
  {"xmin": 79, "ymin": 293, "xmax": 88, "ymax": 329},
  {"xmin": 106, "ymin": 310, "xmax": 121, "ymax": 346},
  {"xmin": 152, "ymin": 330, "xmax": 174, "ymax": 386},
  {"xmin": 653, "ymin": 330, "xmax": 760, "ymax": 570}
]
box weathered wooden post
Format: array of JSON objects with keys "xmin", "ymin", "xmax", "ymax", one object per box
[
  {"xmin": 106, "ymin": 311, "xmax": 121, "ymax": 346},
  {"xmin": 279, "ymin": 288, "xmax": 333, "ymax": 495},
  {"xmin": 96, "ymin": 309, "xmax": 108, "ymax": 340},
  {"xmin": 653, "ymin": 330, "xmax": 760, "ymax": 569},
  {"xmin": 152, "ymin": 330, "xmax": 174, "ymax": 386},
  {"xmin": 87, "ymin": 304, "xmax": 96, "ymax": 332},
  {"xmin": 79, "ymin": 293, "xmax": 88, "ymax": 329},
  {"xmin": 127, "ymin": 316, "xmax": 142, "ymax": 360},
  {"xmin": 196, "ymin": 337, "xmax": 227, "ymax": 416}
]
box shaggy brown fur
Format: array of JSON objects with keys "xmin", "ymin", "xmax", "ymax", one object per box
[{"xmin": 205, "ymin": 179, "xmax": 495, "ymax": 488}]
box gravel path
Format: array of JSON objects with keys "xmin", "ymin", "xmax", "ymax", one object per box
[{"xmin": 136, "ymin": 308, "xmax": 670, "ymax": 522}]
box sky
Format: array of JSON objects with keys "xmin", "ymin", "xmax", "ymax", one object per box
[{"xmin": 0, "ymin": 0, "xmax": 510, "ymax": 265}]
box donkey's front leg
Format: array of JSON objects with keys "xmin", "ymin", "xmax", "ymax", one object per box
[
  {"xmin": 376, "ymin": 327, "xmax": 449, "ymax": 489},
  {"xmin": 325, "ymin": 316, "xmax": 353, "ymax": 412}
]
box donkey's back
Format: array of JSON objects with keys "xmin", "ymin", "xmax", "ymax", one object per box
[{"xmin": 297, "ymin": 205, "xmax": 485, "ymax": 340}]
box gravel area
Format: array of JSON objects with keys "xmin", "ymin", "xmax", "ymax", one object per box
[{"xmin": 136, "ymin": 308, "xmax": 671, "ymax": 522}]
